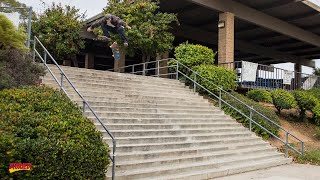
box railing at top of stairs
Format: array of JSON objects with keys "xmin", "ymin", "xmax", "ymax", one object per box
[
  {"xmin": 109, "ymin": 58, "xmax": 305, "ymax": 158},
  {"xmin": 32, "ymin": 36, "xmax": 116, "ymax": 180},
  {"xmin": 220, "ymin": 61, "xmax": 320, "ymax": 91}
]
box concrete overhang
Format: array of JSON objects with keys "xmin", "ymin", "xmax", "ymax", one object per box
[{"xmin": 160, "ymin": 0, "xmax": 320, "ymax": 67}]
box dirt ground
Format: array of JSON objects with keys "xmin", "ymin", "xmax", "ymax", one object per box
[{"xmin": 259, "ymin": 103, "xmax": 320, "ymax": 153}]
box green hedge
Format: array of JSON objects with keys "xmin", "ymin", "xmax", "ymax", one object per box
[
  {"xmin": 293, "ymin": 90, "xmax": 318, "ymax": 119},
  {"xmin": 313, "ymin": 103, "xmax": 320, "ymax": 126},
  {"xmin": 271, "ymin": 89, "xmax": 297, "ymax": 113},
  {"xmin": 308, "ymin": 88, "xmax": 320, "ymax": 99},
  {"xmin": 0, "ymin": 86, "xmax": 109, "ymax": 179},
  {"xmin": 247, "ymin": 89, "xmax": 273, "ymax": 103},
  {"xmin": 191, "ymin": 65, "xmax": 238, "ymax": 94},
  {"xmin": 174, "ymin": 42, "xmax": 216, "ymax": 68},
  {"xmin": 0, "ymin": 49, "xmax": 45, "ymax": 90},
  {"xmin": 222, "ymin": 91, "xmax": 280, "ymax": 139}
]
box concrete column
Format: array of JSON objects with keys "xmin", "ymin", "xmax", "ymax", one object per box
[
  {"xmin": 218, "ymin": 12, "xmax": 235, "ymax": 69},
  {"xmin": 114, "ymin": 49, "xmax": 126, "ymax": 73},
  {"xmin": 294, "ymin": 62, "xmax": 302, "ymax": 89},
  {"xmin": 85, "ymin": 53, "xmax": 94, "ymax": 69},
  {"xmin": 156, "ymin": 52, "xmax": 169, "ymax": 78}
]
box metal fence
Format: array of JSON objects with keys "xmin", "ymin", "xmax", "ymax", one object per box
[{"xmin": 220, "ymin": 61, "xmax": 320, "ymax": 91}]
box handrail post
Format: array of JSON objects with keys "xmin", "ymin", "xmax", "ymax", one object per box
[
  {"xmin": 286, "ymin": 132, "xmax": 289, "ymax": 158},
  {"xmin": 302, "ymin": 141, "xmax": 304, "ymax": 157},
  {"xmin": 132, "ymin": 65, "xmax": 134, "ymax": 74},
  {"xmin": 176, "ymin": 62, "xmax": 179, "ymax": 80},
  {"xmin": 219, "ymin": 89, "xmax": 222, "ymax": 109},
  {"xmin": 60, "ymin": 73, "xmax": 64, "ymax": 91},
  {"xmin": 82, "ymin": 101, "xmax": 86, "ymax": 113},
  {"xmin": 112, "ymin": 140, "xmax": 116, "ymax": 180},
  {"xmin": 193, "ymin": 73, "xmax": 197, "ymax": 92},
  {"xmin": 249, "ymin": 107, "xmax": 253, "ymax": 131},
  {"xmin": 33, "ymin": 38, "xmax": 36, "ymax": 62},
  {"xmin": 157, "ymin": 60, "xmax": 160, "ymax": 77},
  {"xmin": 143, "ymin": 63, "xmax": 146, "ymax": 76},
  {"xmin": 44, "ymin": 52, "xmax": 47, "ymax": 64}
]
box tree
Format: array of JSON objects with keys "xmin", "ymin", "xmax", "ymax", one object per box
[
  {"xmin": 314, "ymin": 68, "xmax": 320, "ymax": 76},
  {"xmin": 104, "ymin": 0, "xmax": 178, "ymax": 62},
  {"xmin": 32, "ymin": 3, "xmax": 85, "ymax": 63},
  {"xmin": 0, "ymin": 14, "xmax": 26, "ymax": 50}
]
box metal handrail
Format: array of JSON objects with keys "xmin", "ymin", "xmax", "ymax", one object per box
[
  {"xmin": 111, "ymin": 58, "xmax": 304, "ymax": 158},
  {"xmin": 220, "ymin": 61, "xmax": 320, "ymax": 91},
  {"xmin": 32, "ymin": 36, "xmax": 116, "ymax": 180}
]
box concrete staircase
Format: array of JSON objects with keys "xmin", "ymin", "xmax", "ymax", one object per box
[{"xmin": 42, "ymin": 65, "xmax": 291, "ymax": 180}]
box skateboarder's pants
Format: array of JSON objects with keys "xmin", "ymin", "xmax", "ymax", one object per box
[{"xmin": 102, "ymin": 24, "xmax": 128, "ymax": 43}]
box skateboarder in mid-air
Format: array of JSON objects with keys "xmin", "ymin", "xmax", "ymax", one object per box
[{"xmin": 87, "ymin": 14, "xmax": 131, "ymax": 47}]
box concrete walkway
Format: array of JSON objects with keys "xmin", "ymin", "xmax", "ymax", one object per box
[{"xmin": 215, "ymin": 164, "xmax": 320, "ymax": 180}]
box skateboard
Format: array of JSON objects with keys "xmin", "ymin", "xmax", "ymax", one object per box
[
  {"xmin": 94, "ymin": 36, "xmax": 122, "ymax": 60},
  {"xmin": 110, "ymin": 41, "xmax": 121, "ymax": 61}
]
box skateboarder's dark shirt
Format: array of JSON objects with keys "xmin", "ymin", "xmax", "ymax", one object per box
[{"xmin": 90, "ymin": 14, "xmax": 126, "ymax": 29}]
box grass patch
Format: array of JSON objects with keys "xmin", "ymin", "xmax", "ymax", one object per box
[{"xmin": 296, "ymin": 149, "xmax": 320, "ymax": 166}]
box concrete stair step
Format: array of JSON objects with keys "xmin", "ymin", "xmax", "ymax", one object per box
[
  {"xmin": 87, "ymin": 106, "xmax": 217, "ymax": 112},
  {"xmin": 88, "ymin": 112, "xmax": 228, "ymax": 119},
  {"xmin": 104, "ymin": 128, "xmax": 249, "ymax": 138},
  {"xmin": 96, "ymin": 123, "xmax": 242, "ymax": 131},
  {"xmin": 45, "ymin": 81, "xmax": 196, "ymax": 96},
  {"xmin": 87, "ymin": 110, "xmax": 225, "ymax": 117},
  {"xmin": 73, "ymin": 97, "xmax": 207, "ymax": 105},
  {"xmin": 92, "ymin": 118, "xmax": 235, "ymax": 124},
  {"xmin": 75, "ymin": 100, "xmax": 211, "ymax": 107},
  {"xmin": 43, "ymin": 74, "xmax": 183, "ymax": 87},
  {"xmin": 53, "ymin": 86, "xmax": 199, "ymax": 98},
  {"xmin": 46, "ymin": 65, "xmax": 179, "ymax": 83},
  {"xmin": 103, "ymin": 133, "xmax": 256, "ymax": 146},
  {"xmin": 109, "ymin": 153, "xmax": 286, "ymax": 179},
  {"xmin": 103, "ymin": 131, "xmax": 253, "ymax": 140},
  {"xmin": 68, "ymin": 93, "xmax": 205, "ymax": 102},
  {"xmin": 112, "ymin": 138, "xmax": 269, "ymax": 161},
  {"xmin": 89, "ymin": 108, "xmax": 221, "ymax": 114},
  {"xmin": 45, "ymin": 83, "xmax": 191, "ymax": 96},
  {"xmin": 41, "ymin": 73, "xmax": 186, "ymax": 89},
  {"xmin": 43, "ymin": 76, "xmax": 186, "ymax": 90},
  {"xmin": 111, "ymin": 138, "xmax": 267, "ymax": 153},
  {"xmin": 144, "ymin": 158, "xmax": 291, "ymax": 180},
  {"xmin": 115, "ymin": 148, "xmax": 281, "ymax": 171}
]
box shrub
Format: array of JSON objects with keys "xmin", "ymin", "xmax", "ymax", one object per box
[
  {"xmin": 0, "ymin": 86, "xmax": 110, "ymax": 179},
  {"xmin": 190, "ymin": 64, "xmax": 238, "ymax": 95},
  {"xmin": 174, "ymin": 42, "xmax": 216, "ymax": 68},
  {"xmin": 0, "ymin": 49, "xmax": 45, "ymax": 90},
  {"xmin": 293, "ymin": 90, "xmax": 318, "ymax": 119},
  {"xmin": 308, "ymin": 88, "xmax": 320, "ymax": 99},
  {"xmin": 222, "ymin": 91, "xmax": 280, "ymax": 139},
  {"xmin": 271, "ymin": 89, "xmax": 297, "ymax": 113},
  {"xmin": 312, "ymin": 103, "xmax": 320, "ymax": 126},
  {"xmin": 247, "ymin": 89, "xmax": 273, "ymax": 103},
  {"xmin": 0, "ymin": 14, "xmax": 26, "ymax": 50}
]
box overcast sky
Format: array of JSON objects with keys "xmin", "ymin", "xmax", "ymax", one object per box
[{"xmin": 18, "ymin": 0, "xmax": 107, "ymax": 18}]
